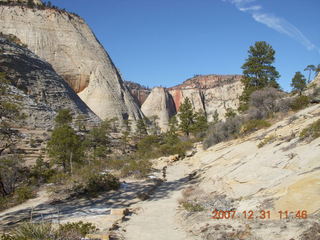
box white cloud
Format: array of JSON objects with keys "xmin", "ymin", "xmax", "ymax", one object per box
[
  {"xmin": 239, "ymin": 5, "xmax": 262, "ymax": 12},
  {"xmin": 252, "ymin": 13, "xmax": 317, "ymax": 51},
  {"xmin": 222, "ymin": 0, "xmax": 320, "ymax": 54}
]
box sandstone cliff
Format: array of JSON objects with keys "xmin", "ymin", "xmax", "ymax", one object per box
[
  {"xmin": 168, "ymin": 74, "xmax": 243, "ymax": 121},
  {"xmin": 137, "ymin": 74, "xmax": 243, "ymax": 130},
  {"xmin": 141, "ymin": 87, "xmax": 176, "ymax": 131},
  {"xmin": 0, "ymin": 0, "xmax": 42, "ymax": 5},
  {"xmin": 124, "ymin": 81, "xmax": 151, "ymax": 106},
  {"xmin": 0, "ymin": 3, "xmax": 143, "ymax": 122},
  {"xmin": 0, "ymin": 36, "xmax": 98, "ymax": 129}
]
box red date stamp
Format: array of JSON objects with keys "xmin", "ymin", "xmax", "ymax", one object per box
[{"xmin": 211, "ymin": 210, "xmax": 308, "ymax": 220}]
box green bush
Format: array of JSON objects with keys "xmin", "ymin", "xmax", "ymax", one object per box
[
  {"xmin": 16, "ymin": 186, "xmax": 35, "ymax": 203},
  {"xmin": 58, "ymin": 221, "xmax": 97, "ymax": 237},
  {"xmin": 290, "ymin": 95, "xmax": 310, "ymax": 111},
  {"xmin": 136, "ymin": 134, "xmax": 193, "ymax": 160},
  {"xmin": 0, "ymin": 221, "xmax": 97, "ymax": 240},
  {"xmin": 181, "ymin": 201, "xmax": 205, "ymax": 212},
  {"xmin": 257, "ymin": 134, "xmax": 277, "ymax": 148},
  {"xmin": 300, "ymin": 119, "xmax": 320, "ymax": 141},
  {"xmin": 11, "ymin": 223, "xmax": 55, "ymax": 240},
  {"xmin": 72, "ymin": 172, "xmax": 120, "ymax": 195},
  {"xmin": 241, "ymin": 119, "xmax": 271, "ymax": 134},
  {"xmin": 120, "ymin": 158, "xmax": 152, "ymax": 178},
  {"xmin": 203, "ymin": 117, "xmax": 243, "ymax": 149},
  {"xmin": 0, "ymin": 233, "xmax": 15, "ymax": 240}
]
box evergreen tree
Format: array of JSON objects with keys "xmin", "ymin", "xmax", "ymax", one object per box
[
  {"xmin": 148, "ymin": 115, "xmax": 160, "ymax": 135},
  {"xmin": 136, "ymin": 119, "xmax": 148, "ymax": 139},
  {"xmin": 225, "ymin": 108, "xmax": 236, "ymax": 119},
  {"xmin": 178, "ymin": 97, "xmax": 195, "ymax": 136},
  {"xmin": 27, "ymin": 0, "xmax": 34, "ymax": 8},
  {"xmin": 54, "ymin": 109, "xmax": 72, "ymax": 126},
  {"xmin": 192, "ymin": 110, "xmax": 208, "ymax": 134},
  {"xmin": 47, "ymin": 110, "xmax": 82, "ymax": 173},
  {"xmin": 291, "ymin": 71, "xmax": 307, "ymax": 95},
  {"xmin": 85, "ymin": 120, "xmax": 110, "ymax": 161},
  {"xmin": 239, "ymin": 41, "xmax": 280, "ymax": 111},
  {"xmin": 304, "ymin": 65, "xmax": 315, "ymax": 83},
  {"xmin": 315, "ymin": 64, "xmax": 320, "ymax": 76},
  {"xmin": 212, "ymin": 110, "xmax": 219, "ymax": 124},
  {"xmin": 168, "ymin": 116, "xmax": 179, "ymax": 136}
]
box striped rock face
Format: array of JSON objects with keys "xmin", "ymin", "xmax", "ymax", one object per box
[{"xmin": 0, "ymin": 5, "xmax": 143, "ymax": 122}]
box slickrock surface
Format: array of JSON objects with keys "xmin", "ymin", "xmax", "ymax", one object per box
[
  {"xmin": 116, "ymin": 104, "xmax": 320, "ymax": 240},
  {"xmin": 141, "ymin": 87, "xmax": 176, "ymax": 131},
  {"xmin": 0, "ymin": 4, "xmax": 143, "ymax": 121},
  {"xmin": 0, "ymin": 36, "xmax": 98, "ymax": 129}
]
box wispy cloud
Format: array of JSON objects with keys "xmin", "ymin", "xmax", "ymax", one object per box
[
  {"xmin": 239, "ymin": 5, "xmax": 262, "ymax": 12},
  {"xmin": 223, "ymin": 0, "xmax": 320, "ymax": 54}
]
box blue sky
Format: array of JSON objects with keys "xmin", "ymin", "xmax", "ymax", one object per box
[{"xmin": 49, "ymin": 0, "xmax": 320, "ymax": 91}]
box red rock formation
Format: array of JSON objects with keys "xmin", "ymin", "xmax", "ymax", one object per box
[
  {"xmin": 169, "ymin": 74, "xmax": 242, "ymax": 111},
  {"xmin": 124, "ymin": 81, "xmax": 151, "ymax": 106}
]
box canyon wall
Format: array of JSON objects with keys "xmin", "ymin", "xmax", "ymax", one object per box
[
  {"xmin": 140, "ymin": 75, "xmax": 243, "ymax": 129},
  {"xmin": 0, "ymin": 3, "xmax": 143, "ymax": 122},
  {"xmin": 141, "ymin": 87, "xmax": 176, "ymax": 131},
  {"xmin": 0, "ymin": 36, "xmax": 99, "ymax": 129}
]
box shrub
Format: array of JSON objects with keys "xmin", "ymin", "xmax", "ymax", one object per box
[
  {"xmin": 248, "ymin": 87, "xmax": 283, "ymax": 118},
  {"xmin": 299, "ymin": 119, "xmax": 320, "ymax": 141},
  {"xmin": 135, "ymin": 134, "xmax": 193, "ymax": 160},
  {"xmin": 120, "ymin": 158, "xmax": 152, "ymax": 178},
  {"xmin": 158, "ymin": 140, "xmax": 193, "ymax": 157},
  {"xmin": 225, "ymin": 108, "xmax": 237, "ymax": 119},
  {"xmin": 181, "ymin": 201, "xmax": 204, "ymax": 212},
  {"xmin": 241, "ymin": 119, "xmax": 271, "ymax": 134},
  {"xmin": 203, "ymin": 117, "xmax": 243, "ymax": 149},
  {"xmin": 72, "ymin": 172, "xmax": 120, "ymax": 195},
  {"xmin": 15, "ymin": 186, "xmax": 35, "ymax": 203},
  {"xmin": 58, "ymin": 221, "xmax": 97, "ymax": 238},
  {"xmin": 11, "ymin": 223, "xmax": 55, "ymax": 240},
  {"xmin": 0, "ymin": 221, "xmax": 97, "ymax": 240},
  {"xmin": 257, "ymin": 134, "xmax": 277, "ymax": 148},
  {"xmin": 290, "ymin": 95, "xmax": 310, "ymax": 111}
]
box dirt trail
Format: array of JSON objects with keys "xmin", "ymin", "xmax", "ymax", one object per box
[
  {"xmin": 120, "ymin": 161, "xmax": 196, "ymax": 240},
  {"xmin": 0, "ymin": 157, "xmax": 197, "ymax": 238}
]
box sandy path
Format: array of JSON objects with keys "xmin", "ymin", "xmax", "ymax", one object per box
[
  {"xmin": 0, "ymin": 188, "xmax": 49, "ymax": 218},
  {"xmin": 122, "ymin": 162, "xmax": 195, "ymax": 240}
]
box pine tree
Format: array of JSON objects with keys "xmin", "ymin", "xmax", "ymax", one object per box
[
  {"xmin": 85, "ymin": 120, "xmax": 110, "ymax": 161},
  {"xmin": 47, "ymin": 110, "xmax": 83, "ymax": 173},
  {"xmin": 291, "ymin": 71, "xmax": 307, "ymax": 95},
  {"xmin": 136, "ymin": 119, "xmax": 148, "ymax": 139},
  {"xmin": 178, "ymin": 97, "xmax": 194, "ymax": 136},
  {"xmin": 225, "ymin": 108, "xmax": 236, "ymax": 119},
  {"xmin": 239, "ymin": 41, "xmax": 280, "ymax": 111},
  {"xmin": 304, "ymin": 65, "xmax": 315, "ymax": 83},
  {"xmin": 212, "ymin": 110, "xmax": 219, "ymax": 124},
  {"xmin": 192, "ymin": 110, "xmax": 208, "ymax": 134},
  {"xmin": 27, "ymin": 0, "xmax": 34, "ymax": 8},
  {"xmin": 168, "ymin": 116, "xmax": 179, "ymax": 136},
  {"xmin": 54, "ymin": 109, "xmax": 72, "ymax": 126}
]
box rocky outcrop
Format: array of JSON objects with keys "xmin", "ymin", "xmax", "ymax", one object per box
[
  {"xmin": 0, "ymin": 0, "xmax": 42, "ymax": 5},
  {"xmin": 141, "ymin": 87, "xmax": 176, "ymax": 131},
  {"xmin": 125, "ymin": 81, "xmax": 151, "ymax": 106},
  {"xmin": 0, "ymin": 36, "xmax": 98, "ymax": 129},
  {"xmin": 169, "ymin": 75, "xmax": 243, "ymax": 122},
  {"xmin": 0, "ymin": 4, "xmax": 143, "ymax": 121},
  {"xmin": 177, "ymin": 104, "xmax": 320, "ymax": 239}
]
